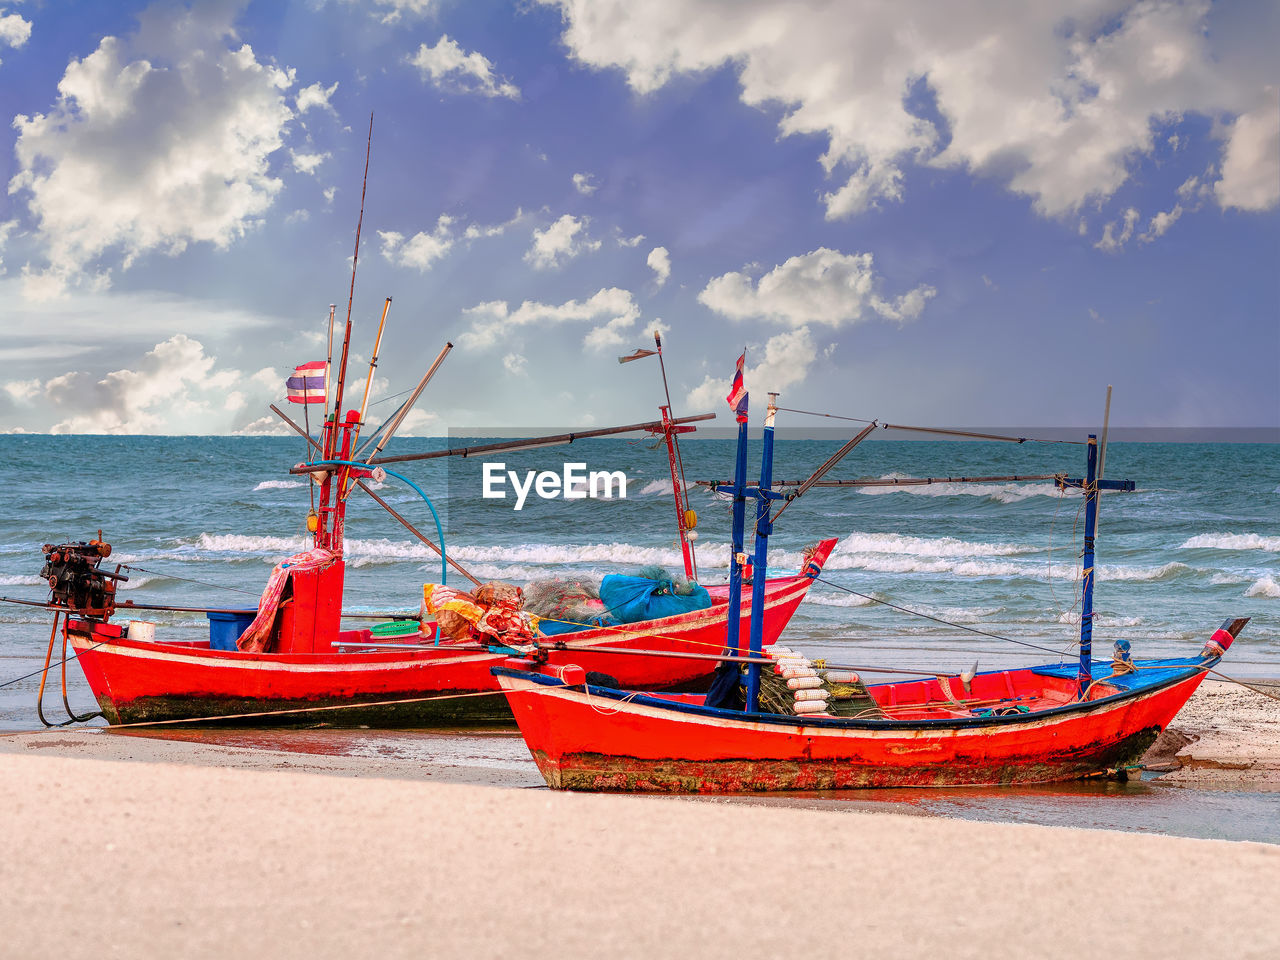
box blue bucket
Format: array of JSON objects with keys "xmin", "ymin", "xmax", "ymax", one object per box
[{"xmin": 208, "ymin": 610, "xmax": 256, "ymax": 651}]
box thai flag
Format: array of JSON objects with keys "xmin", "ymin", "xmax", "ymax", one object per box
[
  {"xmin": 286, "ymin": 361, "xmax": 327, "ymax": 405},
  {"xmin": 725, "ymin": 353, "xmax": 748, "ymax": 423}
]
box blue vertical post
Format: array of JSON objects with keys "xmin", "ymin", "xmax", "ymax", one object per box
[
  {"xmin": 725, "ymin": 417, "xmax": 750, "ymax": 660},
  {"xmin": 744, "ymin": 395, "xmax": 778, "ymax": 712},
  {"xmin": 1077, "ymin": 434, "xmax": 1098, "ymax": 698}
]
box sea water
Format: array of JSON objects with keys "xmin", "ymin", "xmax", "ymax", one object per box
[{"xmin": 0, "ymin": 435, "xmax": 1276, "ymax": 836}]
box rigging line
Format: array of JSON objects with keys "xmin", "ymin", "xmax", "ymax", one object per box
[
  {"xmin": 812, "ymin": 576, "xmax": 1071, "ymax": 657},
  {"xmin": 774, "ymin": 407, "xmax": 877, "ymax": 424},
  {"xmin": 0, "ymin": 640, "xmax": 107, "ymax": 691},
  {"xmin": 118, "ymin": 564, "xmax": 262, "ymax": 597}
]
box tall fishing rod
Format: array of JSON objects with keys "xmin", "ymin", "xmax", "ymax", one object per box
[
  {"xmin": 769, "ymin": 422, "xmax": 877, "ymax": 525},
  {"xmin": 354, "ymin": 341, "xmax": 454, "ymax": 462},
  {"xmin": 330, "ymin": 112, "xmax": 374, "ymax": 449},
  {"xmin": 350, "ymin": 296, "xmax": 392, "ymax": 455}
]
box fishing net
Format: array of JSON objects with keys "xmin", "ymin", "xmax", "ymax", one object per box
[
  {"xmin": 749, "ymin": 647, "xmax": 883, "ymax": 718},
  {"xmin": 524, "ymin": 578, "xmax": 613, "ymax": 635}
]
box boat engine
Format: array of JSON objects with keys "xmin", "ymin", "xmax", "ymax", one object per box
[{"xmin": 39, "ymin": 537, "xmax": 126, "ymax": 619}]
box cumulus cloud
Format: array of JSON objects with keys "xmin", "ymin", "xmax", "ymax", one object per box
[
  {"xmin": 524, "ymin": 214, "xmax": 601, "ymax": 269},
  {"xmin": 572, "ymin": 172, "xmax": 598, "ymax": 195},
  {"xmin": 295, "ymin": 80, "xmax": 338, "ymax": 114},
  {"xmin": 647, "ymin": 246, "xmax": 671, "ymax": 287},
  {"xmin": 407, "ymin": 35, "xmax": 520, "ymax": 99},
  {"xmin": 8, "ymin": 5, "xmax": 296, "ymax": 298},
  {"xmin": 379, "ymin": 209, "xmax": 519, "ymax": 271},
  {"xmin": 616, "ymin": 231, "xmax": 646, "ymax": 248},
  {"xmin": 1215, "ymin": 89, "xmax": 1280, "ymax": 212},
  {"xmin": 459, "ymin": 288, "xmax": 640, "ymax": 351},
  {"xmin": 687, "ymin": 328, "xmax": 817, "ymax": 412},
  {"xmin": 699, "ymin": 248, "xmax": 935, "ymax": 328},
  {"xmin": 1139, "ymin": 205, "xmax": 1183, "ymax": 242},
  {"xmin": 291, "ymin": 150, "xmax": 330, "ymax": 175},
  {"xmin": 503, "ymin": 352, "xmax": 528, "ymax": 376},
  {"xmin": 0, "ymin": 8, "xmax": 31, "ymax": 63},
  {"xmin": 7, "ymin": 334, "xmax": 280, "ymax": 434},
  {"xmin": 538, "ymin": 1, "xmax": 1278, "ymax": 219}
]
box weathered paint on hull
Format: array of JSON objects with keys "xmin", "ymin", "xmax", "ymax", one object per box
[
  {"xmin": 498, "ymin": 667, "xmax": 1206, "ymax": 793},
  {"xmin": 69, "ymin": 547, "xmax": 833, "ymax": 727}
]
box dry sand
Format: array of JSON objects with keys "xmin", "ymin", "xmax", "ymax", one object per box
[{"xmin": 2, "ymin": 679, "xmax": 1278, "ymax": 959}]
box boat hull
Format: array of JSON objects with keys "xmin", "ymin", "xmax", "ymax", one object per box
[
  {"xmin": 68, "ymin": 552, "xmax": 832, "ymax": 727},
  {"xmin": 494, "ymin": 662, "xmax": 1211, "ymax": 792}
]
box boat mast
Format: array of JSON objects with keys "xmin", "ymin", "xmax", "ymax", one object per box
[
  {"xmin": 724, "ymin": 368, "xmax": 750, "ymax": 664},
  {"xmin": 1076, "ymin": 434, "xmax": 1099, "ymax": 697},
  {"xmin": 653, "ymin": 333, "xmax": 698, "ymax": 580},
  {"xmin": 744, "ymin": 393, "xmax": 781, "ymax": 711}
]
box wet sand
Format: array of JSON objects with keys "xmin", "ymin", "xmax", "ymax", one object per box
[{"xmin": 2, "ymin": 679, "xmax": 1278, "ymax": 958}]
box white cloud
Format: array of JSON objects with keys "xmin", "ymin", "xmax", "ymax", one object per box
[
  {"xmin": 347, "ymin": 0, "xmax": 435, "ymax": 24},
  {"xmin": 291, "ymin": 150, "xmax": 330, "ymax": 175},
  {"xmin": 647, "ymin": 245, "xmax": 671, "ymax": 287},
  {"xmin": 524, "ymin": 214, "xmax": 601, "ymax": 269},
  {"xmin": 459, "ymin": 288, "xmax": 640, "ymax": 351},
  {"xmin": 539, "ymin": 1, "xmax": 1278, "ymax": 219},
  {"xmin": 1139, "ymin": 205, "xmax": 1183, "ymax": 242},
  {"xmin": 687, "ymin": 328, "xmax": 817, "ymax": 412},
  {"xmin": 699, "ymin": 248, "xmax": 935, "ymax": 328},
  {"xmin": 503, "ymin": 352, "xmax": 528, "ymax": 376},
  {"xmin": 380, "ymin": 209, "xmax": 519, "ymax": 271},
  {"xmin": 407, "ymin": 35, "xmax": 520, "ymax": 100},
  {"xmin": 1095, "ymin": 207, "xmax": 1141, "ymax": 252},
  {"xmin": 295, "ymin": 80, "xmax": 338, "ymax": 114},
  {"xmin": 572, "ymin": 172, "xmax": 598, "ymax": 195},
  {"xmin": 379, "ymin": 215, "xmax": 455, "ymax": 271},
  {"xmin": 0, "ymin": 9, "xmax": 31, "ymax": 63},
  {"xmin": 14, "ymin": 334, "xmax": 282, "ymax": 434},
  {"xmin": 1215, "ymin": 89, "xmax": 1280, "ymax": 212},
  {"xmin": 8, "ymin": 5, "xmax": 296, "ymax": 297},
  {"xmin": 616, "ymin": 231, "xmax": 646, "ymax": 248}
]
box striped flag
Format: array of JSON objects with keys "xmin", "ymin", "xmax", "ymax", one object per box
[
  {"xmin": 286, "ymin": 361, "xmax": 327, "ymax": 405},
  {"xmin": 725, "ymin": 353, "xmax": 748, "ymax": 423}
]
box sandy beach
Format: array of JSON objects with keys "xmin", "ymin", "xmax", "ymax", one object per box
[{"xmin": 2, "ymin": 679, "xmax": 1278, "ymax": 959}]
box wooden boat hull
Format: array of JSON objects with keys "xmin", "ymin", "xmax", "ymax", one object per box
[
  {"xmin": 68, "ymin": 545, "xmax": 834, "ymax": 726},
  {"xmin": 493, "ymin": 659, "xmax": 1213, "ymax": 792}
]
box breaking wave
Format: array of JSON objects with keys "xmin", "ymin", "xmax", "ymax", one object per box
[
  {"xmin": 253, "ymin": 480, "xmax": 306, "ymax": 491},
  {"xmin": 1179, "ymin": 533, "xmax": 1280, "ymax": 553},
  {"xmin": 854, "ymin": 473, "xmax": 1075, "ymax": 504},
  {"xmin": 1245, "ymin": 575, "xmax": 1280, "ymax": 599},
  {"xmin": 834, "ymin": 531, "xmax": 1033, "ymax": 557},
  {"xmin": 638, "ymin": 479, "xmax": 674, "ymax": 496},
  {"xmin": 0, "ymin": 574, "xmax": 44, "ymax": 587}
]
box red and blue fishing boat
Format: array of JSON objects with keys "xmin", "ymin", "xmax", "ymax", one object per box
[{"xmin": 494, "ymin": 387, "xmax": 1247, "ymax": 792}]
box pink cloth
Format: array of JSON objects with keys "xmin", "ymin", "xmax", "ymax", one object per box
[{"xmin": 236, "ymin": 549, "xmax": 337, "ymax": 653}]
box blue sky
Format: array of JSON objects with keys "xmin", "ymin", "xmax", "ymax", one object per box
[{"xmin": 0, "ymin": 0, "xmax": 1276, "ymax": 434}]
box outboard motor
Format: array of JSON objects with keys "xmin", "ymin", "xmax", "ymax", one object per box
[{"xmin": 39, "ymin": 535, "xmax": 127, "ymax": 620}]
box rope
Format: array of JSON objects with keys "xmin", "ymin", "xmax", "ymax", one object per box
[
  {"xmin": 813, "ymin": 576, "xmax": 1071, "ymax": 658},
  {"xmin": 0, "ymin": 639, "xmax": 106, "ymax": 691},
  {"xmin": 109, "ymin": 688, "xmax": 509, "ymax": 728},
  {"xmin": 118, "ymin": 564, "xmax": 262, "ymax": 597}
]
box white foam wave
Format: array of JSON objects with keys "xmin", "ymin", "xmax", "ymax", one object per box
[
  {"xmin": 1056, "ymin": 611, "xmax": 1144, "ymax": 628},
  {"xmin": 0, "ymin": 574, "xmax": 44, "ymax": 586},
  {"xmin": 835, "ymin": 531, "xmax": 1033, "ymax": 558},
  {"xmin": 855, "ymin": 474, "xmax": 1074, "ymax": 504},
  {"xmin": 808, "ymin": 592, "xmax": 878, "ymax": 608},
  {"xmin": 197, "ymin": 533, "xmax": 310, "ymax": 554},
  {"xmin": 638, "ymin": 479, "xmax": 673, "ymax": 496},
  {"xmin": 1245, "ymin": 575, "xmax": 1280, "ymax": 599},
  {"xmin": 1180, "ymin": 533, "xmax": 1280, "ymax": 553},
  {"xmin": 822, "ymin": 554, "xmax": 1191, "ymax": 583},
  {"xmin": 253, "ymin": 480, "xmax": 305, "ymax": 491}
]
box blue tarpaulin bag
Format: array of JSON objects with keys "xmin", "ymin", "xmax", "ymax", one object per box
[{"xmin": 598, "ymin": 574, "xmax": 712, "ymax": 624}]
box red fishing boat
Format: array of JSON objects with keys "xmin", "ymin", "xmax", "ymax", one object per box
[
  {"xmin": 493, "ymin": 629, "xmax": 1244, "ymax": 791},
  {"xmin": 55, "ymin": 540, "xmax": 833, "ymax": 726},
  {"xmin": 494, "ymin": 389, "xmax": 1244, "ymax": 792}
]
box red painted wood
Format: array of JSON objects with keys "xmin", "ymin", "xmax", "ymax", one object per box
[{"xmin": 495, "ymin": 665, "xmax": 1209, "ymax": 792}]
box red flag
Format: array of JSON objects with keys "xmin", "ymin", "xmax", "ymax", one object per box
[{"xmin": 725, "ymin": 353, "xmax": 748, "ymax": 423}]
